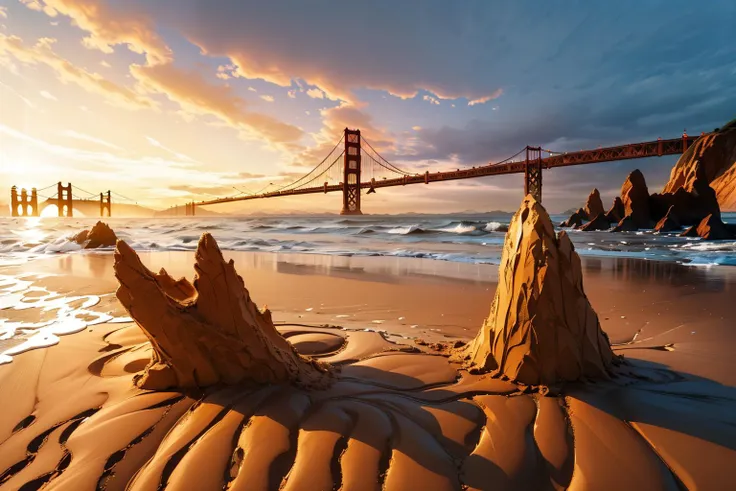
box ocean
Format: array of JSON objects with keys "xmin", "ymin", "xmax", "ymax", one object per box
[{"xmin": 0, "ymin": 212, "xmax": 735, "ymax": 267}]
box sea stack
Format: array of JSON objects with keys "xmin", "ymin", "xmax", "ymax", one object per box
[
  {"xmin": 73, "ymin": 221, "xmax": 118, "ymax": 248},
  {"xmin": 461, "ymin": 195, "xmax": 616, "ymax": 386},
  {"xmin": 113, "ymin": 233, "xmax": 334, "ymax": 390}
]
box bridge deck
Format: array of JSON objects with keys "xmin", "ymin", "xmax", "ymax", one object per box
[{"xmin": 193, "ymin": 135, "xmax": 699, "ymax": 207}]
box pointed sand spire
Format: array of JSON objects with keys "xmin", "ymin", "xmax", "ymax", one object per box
[
  {"xmin": 113, "ymin": 233, "xmax": 334, "ymax": 391},
  {"xmin": 460, "ymin": 195, "xmax": 617, "ymax": 385}
]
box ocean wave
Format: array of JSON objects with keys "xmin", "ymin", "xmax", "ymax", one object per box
[
  {"xmin": 386, "ymin": 225, "xmax": 427, "ymax": 235},
  {"xmin": 485, "ymin": 221, "xmax": 509, "ymax": 232},
  {"xmin": 433, "ymin": 222, "xmax": 478, "ymax": 234}
]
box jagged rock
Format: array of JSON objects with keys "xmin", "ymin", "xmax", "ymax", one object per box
[
  {"xmin": 459, "ymin": 195, "xmax": 616, "ymax": 386},
  {"xmin": 680, "ymin": 214, "xmax": 734, "ymax": 240},
  {"xmin": 611, "ymin": 215, "xmax": 638, "ymax": 232},
  {"xmin": 619, "ymin": 170, "xmax": 651, "ymax": 229},
  {"xmin": 73, "ymin": 221, "xmax": 118, "ymax": 249},
  {"xmin": 560, "ymin": 208, "xmax": 587, "ymax": 228},
  {"xmin": 113, "ymin": 233, "xmax": 334, "ymax": 391},
  {"xmin": 604, "ymin": 197, "xmax": 625, "ymax": 223},
  {"xmin": 580, "ymin": 213, "xmax": 611, "ymax": 231},
  {"xmin": 584, "ymin": 188, "xmax": 605, "ymax": 219},
  {"xmin": 654, "ymin": 206, "xmax": 681, "ymax": 233},
  {"xmin": 651, "ymin": 155, "xmax": 722, "ymax": 225},
  {"xmin": 664, "ymin": 124, "xmax": 736, "ymax": 210}
]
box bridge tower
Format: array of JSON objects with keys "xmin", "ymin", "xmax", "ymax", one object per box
[
  {"xmin": 341, "ymin": 128, "xmax": 362, "ymax": 215},
  {"xmin": 57, "ymin": 182, "xmax": 73, "ymax": 217},
  {"xmin": 524, "ymin": 146, "xmax": 543, "ymax": 202},
  {"xmin": 10, "ymin": 186, "xmax": 18, "ymax": 217},
  {"xmin": 100, "ymin": 190, "xmax": 111, "ymax": 217},
  {"xmin": 10, "ymin": 186, "xmax": 39, "ymax": 217}
]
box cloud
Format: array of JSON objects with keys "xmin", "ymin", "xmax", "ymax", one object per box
[
  {"xmin": 130, "ymin": 62, "xmax": 303, "ymax": 147},
  {"xmin": 259, "ymin": 94, "xmax": 274, "ymax": 102},
  {"xmin": 0, "ymin": 34, "xmax": 155, "ymax": 110},
  {"xmin": 125, "ymin": 1, "xmax": 504, "ymax": 104},
  {"xmin": 422, "ymin": 94, "xmax": 440, "ymax": 105},
  {"xmin": 287, "ymin": 90, "xmax": 296, "ymax": 99},
  {"xmin": 19, "ymin": 0, "xmax": 171, "ymax": 65},
  {"xmin": 0, "ymin": 7, "xmax": 7, "ymax": 18},
  {"xmin": 468, "ymin": 89, "xmax": 503, "ymax": 106},
  {"xmin": 0, "ymin": 79, "xmax": 36, "ymax": 108},
  {"xmin": 18, "ymin": 0, "xmax": 57, "ymax": 17},
  {"xmin": 306, "ymin": 88, "xmax": 324, "ymax": 99},
  {"xmin": 61, "ymin": 129, "xmax": 121, "ymax": 149},
  {"xmin": 145, "ymin": 136, "xmax": 199, "ymax": 164},
  {"xmin": 39, "ymin": 89, "xmax": 57, "ymax": 100}
]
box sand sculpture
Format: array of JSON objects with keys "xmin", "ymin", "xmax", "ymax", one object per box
[
  {"xmin": 73, "ymin": 221, "xmax": 118, "ymax": 248},
  {"xmin": 460, "ymin": 195, "xmax": 617, "ymax": 385},
  {"xmin": 113, "ymin": 234, "xmax": 334, "ymax": 390}
]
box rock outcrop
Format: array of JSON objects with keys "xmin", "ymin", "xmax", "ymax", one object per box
[
  {"xmin": 664, "ymin": 124, "xmax": 736, "ymax": 210},
  {"xmin": 560, "ymin": 208, "xmax": 587, "ymax": 228},
  {"xmin": 584, "ymin": 188, "xmax": 605, "ymax": 219},
  {"xmin": 619, "ymin": 170, "xmax": 651, "ymax": 229},
  {"xmin": 611, "ymin": 215, "xmax": 638, "ymax": 232},
  {"xmin": 113, "ymin": 233, "xmax": 334, "ymax": 391},
  {"xmin": 604, "ymin": 197, "xmax": 625, "ymax": 223},
  {"xmin": 580, "ymin": 214, "xmax": 611, "ymax": 231},
  {"xmin": 73, "ymin": 221, "xmax": 118, "ymax": 248},
  {"xmin": 460, "ymin": 195, "xmax": 616, "ymax": 386},
  {"xmin": 654, "ymin": 206, "xmax": 681, "ymax": 233},
  {"xmin": 651, "ymin": 157, "xmax": 722, "ymax": 226},
  {"xmin": 680, "ymin": 214, "xmax": 734, "ymax": 240}
]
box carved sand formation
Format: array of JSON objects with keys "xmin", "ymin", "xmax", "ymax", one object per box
[
  {"xmin": 114, "ymin": 234, "xmax": 333, "ymax": 390},
  {"xmin": 458, "ymin": 196, "xmax": 618, "ymax": 386},
  {"xmin": 0, "ymin": 197, "xmax": 735, "ymax": 490},
  {"xmin": 73, "ymin": 221, "xmax": 118, "ymax": 249},
  {"xmin": 561, "ymin": 124, "xmax": 736, "ymax": 238}
]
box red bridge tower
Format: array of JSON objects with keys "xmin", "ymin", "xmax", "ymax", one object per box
[{"xmin": 341, "ymin": 128, "xmax": 362, "ymax": 215}]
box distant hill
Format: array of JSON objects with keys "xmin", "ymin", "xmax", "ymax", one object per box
[{"xmin": 153, "ymin": 206, "xmax": 229, "ymax": 217}]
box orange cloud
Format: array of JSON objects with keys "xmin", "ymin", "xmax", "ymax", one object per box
[
  {"xmin": 130, "ymin": 63, "xmax": 303, "ymax": 148},
  {"xmin": 0, "ymin": 34, "xmax": 154, "ymax": 109},
  {"xmin": 468, "ymin": 88, "xmax": 503, "ymax": 106},
  {"xmin": 19, "ymin": 0, "xmax": 171, "ymax": 65}
]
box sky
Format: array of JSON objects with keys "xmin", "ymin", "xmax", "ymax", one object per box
[{"xmin": 0, "ymin": 0, "xmax": 734, "ymax": 215}]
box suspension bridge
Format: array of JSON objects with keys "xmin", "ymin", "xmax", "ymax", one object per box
[
  {"xmin": 9, "ymin": 182, "xmax": 136, "ymax": 217},
  {"xmin": 9, "ymin": 129, "xmax": 702, "ymax": 217},
  {"xmin": 167, "ymin": 128, "xmax": 702, "ymax": 216}
]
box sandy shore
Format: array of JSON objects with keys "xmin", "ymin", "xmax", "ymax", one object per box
[{"xmin": 0, "ymin": 250, "xmax": 735, "ymax": 490}]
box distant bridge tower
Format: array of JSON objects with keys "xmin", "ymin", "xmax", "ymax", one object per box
[
  {"xmin": 341, "ymin": 128, "xmax": 362, "ymax": 215},
  {"xmin": 185, "ymin": 202, "xmax": 196, "ymax": 216},
  {"xmin": 524, "ymin": 146, "xmax": 543, "ymax": 202},
  {"xmin": 57, "ymin": 182, "xmax": 73, "ymax": 217},
  {"xmin": 100, "ymin": 190, "xmax": 111, "ymax": 217},
  {"xmin": 10, "ymin": 186, "xmax": 39, "ymax": 217}
]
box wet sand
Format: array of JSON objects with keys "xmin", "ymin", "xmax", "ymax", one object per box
[{"xmin": 0, "ymin": 251, "xmax": 735, "ymax": 490}]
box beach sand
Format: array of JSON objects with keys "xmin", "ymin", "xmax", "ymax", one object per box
[{"xmin": 0, "ymin": 251, "xmax": 735, "ymax": 490}]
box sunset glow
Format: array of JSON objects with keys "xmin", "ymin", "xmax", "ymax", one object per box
[{"xmin": 0, "ymin": 1, "xmax": 732, "ymax": 215}]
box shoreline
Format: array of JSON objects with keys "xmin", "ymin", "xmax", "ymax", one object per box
[
  {"xmin": 2, "ymin": 249, "xmax": 735, "ymax": 385},
  {"xmin": 0, "ymin": 239, "xmax": 735, "ymax": 489}
]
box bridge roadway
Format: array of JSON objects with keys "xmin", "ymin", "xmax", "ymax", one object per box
[{"xmin": 192, "ymin": 134, "xmax": 702, "ymax": 208}]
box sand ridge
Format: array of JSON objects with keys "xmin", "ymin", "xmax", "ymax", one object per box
[{"xmin": 0, "ymin": 210, "xmax": 735, "ymax": 489}]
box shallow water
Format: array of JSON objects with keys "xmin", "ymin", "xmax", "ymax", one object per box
[{"xmin": 0, "ymin": 212, "xmax": 735, "ymax": 267}]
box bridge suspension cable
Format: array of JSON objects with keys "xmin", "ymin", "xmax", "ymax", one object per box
[
  {"xmin": 272, "ymin": 132, "xmax": 346, "ymax": 193},
  {"xmin": 359, "ymin": 136, "xmax": 414, "ymax": 176}
]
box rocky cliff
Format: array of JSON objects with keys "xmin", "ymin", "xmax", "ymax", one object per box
[{"xmin": 663, "ymin": 123, "xmax": 736, "ymax": 211}]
